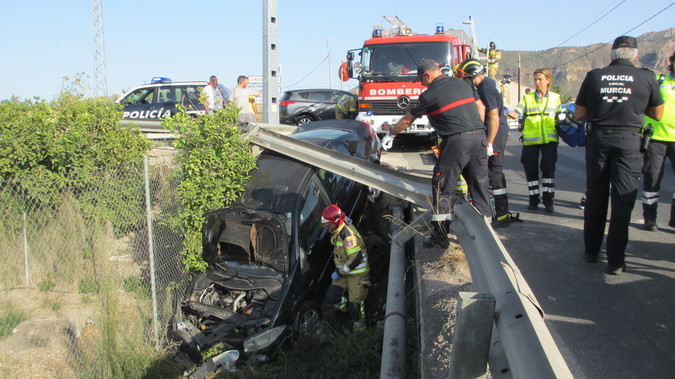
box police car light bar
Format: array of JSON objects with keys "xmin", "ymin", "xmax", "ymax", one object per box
[{"xmin": 151, "ymin": 77, "xmax": 172, "ymax": 83}]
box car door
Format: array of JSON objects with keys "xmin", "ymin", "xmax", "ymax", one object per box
[
  {"xmin": 296, "ymin": 177, "xmax": 332, "ymax": 285},
  {"xmin": 181, "ymin": 85, "xmax": 206, "ymax": 116},
  {"xmin": 157, "ymin": 86, "xmax": 181, "ymax": 118},
  {"xmin": 119, "ymin": 87, "xmax": 159, "ymax": 119},
  {"xmin": 308, "ymin": 90, "xmax": 336, "ymax": 121}
]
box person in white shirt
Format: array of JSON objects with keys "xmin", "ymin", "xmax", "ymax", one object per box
[
  {"xmin": 230, "ymin": 75, "xmax": 261, "ymax": 123},
  {"xmin": 202, "ymin": 75, "xmax": 225, "ymax": 114}
]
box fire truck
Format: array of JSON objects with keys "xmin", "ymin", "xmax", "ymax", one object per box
[{"xmin": 338, "ymin": 16, "xmax": 477, "ymax": 135}]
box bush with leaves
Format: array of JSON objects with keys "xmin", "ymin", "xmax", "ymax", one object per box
[
  {"xmin": 162, "ymin": 107, "xmax": 257, "ymax": 271},
  {"xmin": 0, "ymin": 83, "xmax": 151, "ymax": 234}
]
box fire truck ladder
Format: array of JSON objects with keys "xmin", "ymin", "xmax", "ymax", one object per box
[{"xmin": 382, "ymin": 15, "xmax": 413, "ymax": 36}]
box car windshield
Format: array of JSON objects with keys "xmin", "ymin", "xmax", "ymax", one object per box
[{"xmin": 362, "ymin": 41, "xmax": 452, "ymax": 79}]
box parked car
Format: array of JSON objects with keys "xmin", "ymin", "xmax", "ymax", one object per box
[
  {"xmin": 170, "ymin": 120, "xmax": 381, "ymax": 367},
  {"xmin": 116, "ymin": 77, "xmax": 207, "ymax": 121},
  {"xmin": 280, "ymin": 89, "xmax": 358, "ymax": 126}
]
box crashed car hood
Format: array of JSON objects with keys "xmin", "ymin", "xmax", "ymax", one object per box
[{"xmin": 202, "ymin": 207, "xmax": 289, "ymax": 273}]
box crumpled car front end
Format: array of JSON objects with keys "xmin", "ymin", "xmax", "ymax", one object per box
[{"xmin": 171, "ymin": 208, "xmax": 292, "ymax": 366}]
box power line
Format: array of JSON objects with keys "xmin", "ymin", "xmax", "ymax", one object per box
[
  {"xmin": 520, "ymin": 0, "xmax": 625, "ymax": 67},
  {"xmin": 554, "ymin": 0, "xmax": 625, "ymax": 48},
  {"xmin": 282, "ymin": 55, "xmax": 329, "ymax": 89},
  {"xmin": 621, "ymin": 1, "xmax": 674, "ymax": 35},
  {"xmin": 551, "ymin": 1, "xmax": 675, "ymax": 69}
]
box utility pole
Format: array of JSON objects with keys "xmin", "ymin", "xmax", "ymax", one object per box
[
  {"xmin": 92, "ymin": 0, "xmax": 108, "ymax": 97},
  {"xmin": 327, "ymin": 39, "xmax": 332, "ymax": 90},
  {"xmin": 517, "ymin": 54, "xmax": 522, "ymax": 102},
  {"xmin": 463, "ymin": 16, "xmax": 479, "ymax": 57},
  {"xmin": 262, "ymin": 0, "xmax": 280, "ymax": 124}
]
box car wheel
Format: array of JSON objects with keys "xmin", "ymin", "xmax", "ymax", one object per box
[
  {"xmin": 294, "ymin": 301, "xmax": 321, "ymax": 335},
  {"xmin": 296, "ymin": 116, "xmax": 314, "ymax": 126}
]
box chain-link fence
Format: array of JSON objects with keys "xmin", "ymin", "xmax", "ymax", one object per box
[{"xmin": 0, "ymin": 149, "xmax": 189, "ymax": 378}]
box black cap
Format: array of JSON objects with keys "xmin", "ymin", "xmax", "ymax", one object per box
[
  {"xmin": 414, "ymin": 58, "xmax": 438, "ymax": 82},
  {"xmin": 612, "ymin": 36, "xmax": 637, "ymax": 49}
]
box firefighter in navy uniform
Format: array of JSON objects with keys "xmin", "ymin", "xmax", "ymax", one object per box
[
  {"xmin": 642, "ymin": 50, "xmax": 675, "ymax": 231},
  {"xmin": 574, "ymin": 36, "xmax": 664, "ymax": 275},
  {"xmin": 382, "ymin": 59, "xmax": 491, "ymax": 247},
  {"xmin": 455, "ymin": 58, "xmax": 516, "ymax": 228},
  {"xmin": 322, "ymin": 205, "xmax": 370, "ymax": 331}
]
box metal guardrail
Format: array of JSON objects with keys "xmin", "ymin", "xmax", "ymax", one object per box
[
  {"xmin": 128, "ymin": 121, "xmax": 572, "ymax": 377},
  {"xmin": 243, "ymin": 125, "xmax": 433, "ymax": 207},
  {"xmin": 453, "ymin": 201, "xmax": 572, "ymax": 378}
]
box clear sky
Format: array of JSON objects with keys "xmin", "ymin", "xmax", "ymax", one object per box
[{"xmin": 0, "ymin": 0, "xmax": 673, "ymax": 101}]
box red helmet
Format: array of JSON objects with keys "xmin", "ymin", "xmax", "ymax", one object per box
[{"xmin": 321, "ymin": 204, "xmax": 345, "ymax": 226}]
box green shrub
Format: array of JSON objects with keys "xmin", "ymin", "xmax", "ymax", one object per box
[
  {"xmin": 78, "ymin": 279, "xmax": 99, "ymax": 294},
  {"xmin": 162, "ymin": 107, "xmax": 256, "ymax": 271},
  {"xmin": 0, "ymin": 307, "xmax": 27, "ymax": 339},
  {"xmin": 0, "ymin": 78, "xmax": 151, "ymax": 235},
  {"xmin": 39, "ymin": 279, "xmax": 56, "ymax": 291},
  {"xmin": 123, "ymin": 276, "xmax": 142, "ymax": 292}
]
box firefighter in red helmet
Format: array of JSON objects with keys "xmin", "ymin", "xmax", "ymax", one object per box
[{"xmin": 321, "ymin": 204, "xmax": 370, "ymax": 331}]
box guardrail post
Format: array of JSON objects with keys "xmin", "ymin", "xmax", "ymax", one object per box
[{"xmin": 448, "ymin": 292, "xmax": 496, "ymax": 379}]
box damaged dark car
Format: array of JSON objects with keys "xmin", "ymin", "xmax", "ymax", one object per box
[{"xmin": 170, "ymin": 120, "xmax": 381, "ymax": 370}]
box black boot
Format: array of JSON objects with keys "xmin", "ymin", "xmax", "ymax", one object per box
[
  {"xmin": 492, "ymin": 195, "xmax": 511, "ymax": 228},
  {"xmin": 669, "ymin": 201, "xmax": 675, "ymax": 228},
  {"xmin": 643, "ymin": 202, "xmax": 659, "ymax": 231},
  {"xmin": 528, "ymin": 195, "xmax": 540, "ymax": 211},
  {"xmin": 348, "ymin": 301, "xmax": 367, "ymax": 332},
  {"xmin": 543, "ymin": 192, "xmax": 554, "ymax": 213}
]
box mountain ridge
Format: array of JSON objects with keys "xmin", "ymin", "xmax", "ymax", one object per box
[{"xmin": 498, "ymin": 28, "xmax": 675, "ymax": 101}]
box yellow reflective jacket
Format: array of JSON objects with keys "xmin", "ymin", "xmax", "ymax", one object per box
[
  {"xmin": 516, "ymin": 91, "xmax": 561, "ymax": 145},
  {"xmin": 645, "ymin": 73, "xmax": 675, "ymax": 142},
  {"xmin": 330, "ymin": 223, "xmax": 369, "ymax": 275}
]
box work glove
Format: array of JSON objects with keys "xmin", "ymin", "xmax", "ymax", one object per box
[
  {"xmin": 486, "ymin": 143, "xmax": 494, "ymax": 157},
  {"xmin": 331, "ymin": 270, "xmax": 341, "ymax": 281},
  {"xmin": 381, "ymin": 131, "xmax": 396, "ymax": 151}
]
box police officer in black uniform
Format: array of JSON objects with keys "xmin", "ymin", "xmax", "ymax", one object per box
[
  {"xmin": 382, "ymin": 58, "xmax": 491, "ymax": 247},
  {"xmin": 574, "ymin": 36, "xmax": 664, "ymax": 274}
]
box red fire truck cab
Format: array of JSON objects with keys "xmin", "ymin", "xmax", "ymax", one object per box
[{"xmin": 339, "ymin": 23, "xmax": 474, "ymax": 136}]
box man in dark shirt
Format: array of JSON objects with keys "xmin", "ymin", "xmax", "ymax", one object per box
[
  {"xmin": 574, "ymin": 35, "xmax": 664, "ymax": 274},
  {"xmin": 455, "ymin": 58, "xmax": 515, "ymax": 228},
  {"xmin": 383, "ymin": 59, "xmax": 491, "ymax": 247}
]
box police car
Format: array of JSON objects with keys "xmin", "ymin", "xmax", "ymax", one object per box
[{"xmin": 116, "ymin": 77, "xmax": 207, "ymax": 120}]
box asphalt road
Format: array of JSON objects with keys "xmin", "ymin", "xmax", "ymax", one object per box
[{"xmin": 381, "ymin": 134, "xmax": 675, "ymax": 378}]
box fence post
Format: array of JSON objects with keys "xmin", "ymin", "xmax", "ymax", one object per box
[
  {"xmin": 22, "ymin": 211, "xmax": 29, "ymax": 286},
  {"xmin": 144, "ymin": 156, "xmax": 160, "ymax": 349}
]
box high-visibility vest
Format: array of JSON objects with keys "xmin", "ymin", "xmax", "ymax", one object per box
[
  {"xmin": 331, "ymin": 223, "xmax": 369, "ymax": 275},
  {"xmin": 645, "ymin": 73, "xmax": 675, "ymax": 142},
  {"xmin": 519, "ymin": 91, "xmax": 560, "ymax": 145}
]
